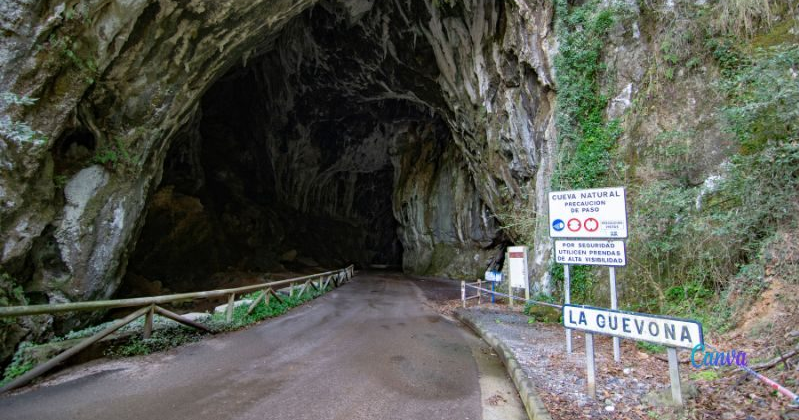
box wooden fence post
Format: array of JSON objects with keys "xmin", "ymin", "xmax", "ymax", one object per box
[
  {"xmin": 226, "ymin": 293, "xmax": 235, "ymax": 322},
  {"xmin": 0, "ymin": 306, "xmax": 150, "ymax": 393},
  {"xmin": 143, "ymin": 304, "xmax": 155, "ymax": 339}
]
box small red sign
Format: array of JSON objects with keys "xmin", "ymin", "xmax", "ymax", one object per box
[
  {"xmin": 509, "ymin": 252, "xmax": 525, "ymax": 258},
  {"xmin": 584, "ymin": 218, "xmax": 599, "ymax": 232},
  {"xmin": 567, "ymin": 218, "xmax": 582, "ymax": 232}
]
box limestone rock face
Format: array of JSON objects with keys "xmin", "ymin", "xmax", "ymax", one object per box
[
  {"xmin": 0, "ymin": 0, "xmax": 738, "ymax": 360},
  {"xmin": 0, "ymin": 0, "xmax": 553, "ymax": 322},
  {"xmin": 1, "ymin": 0, "xmax": 320, "ymax": 354},
  {"xmin": 121, "ymin": 0, "xmax": 555, "ymax": 286}
]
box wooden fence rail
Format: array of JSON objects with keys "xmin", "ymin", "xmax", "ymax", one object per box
[
  {"xmin": 0, "ymin": 265, "xmax": 354, "ymax": 393},
  {"xmin": 0, "ymin": 266, "xmax": 354, "ymax": 317}
]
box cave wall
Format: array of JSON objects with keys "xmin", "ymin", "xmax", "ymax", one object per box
[
  {"xmin": 0, "ymin": 0, "xmax": 319, "ymax": 358},
  {"xmin": 250, "ymin": 2, "xmax": 512, "ymax": 279},
  {"xmin": 0, "ymin": 0, "xmax": 551, "ymax": 314},
  {"xmin": 0, "ymin": 0, "xmax": 742, "ymax": 359},
  {"xmin": 127, "ymin": 1, "xmax": 510, "ymax": 286}
]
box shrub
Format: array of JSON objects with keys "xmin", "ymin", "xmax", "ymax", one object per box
[
  {"xmin": 721, "ymin": 45, "xmax": 799, "ymax": 153},
  {"xmin": 0, "ymin": 343, "xmax": 35, "ymax": 386},
  {"xmin": 0, "ymin": 92, "xmax": 47, "ymax": 145},
  {"xmin": 623, "ymin": 45, "xmax": 799, "ymax": 321}
]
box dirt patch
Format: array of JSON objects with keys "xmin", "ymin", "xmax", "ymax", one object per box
[{"xmin": 487, "ymin": 393, "xmax": 508, "ymax": 406}]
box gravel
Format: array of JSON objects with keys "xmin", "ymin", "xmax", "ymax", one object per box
[{"xmin": 457, "ymin": 305, "xmax": 678, "ymax": 420}]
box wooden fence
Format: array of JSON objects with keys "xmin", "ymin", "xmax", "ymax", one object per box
[{"xmin": 0, "ymin": 265, "xmax": 354, "ymax": 393}]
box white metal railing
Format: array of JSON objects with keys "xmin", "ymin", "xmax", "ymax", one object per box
[{"xmin": 460, "ymin": 280, "xmax": 562, "ymax": 309}]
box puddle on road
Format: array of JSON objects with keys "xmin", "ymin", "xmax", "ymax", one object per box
[{"xmin": 465, "ymin": 333, "xmax": 528, "ymax": 420}]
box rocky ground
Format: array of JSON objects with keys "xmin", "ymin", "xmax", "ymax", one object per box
[{"xmin": 433, "ymin": 297, "xmax": 799, "ymax": 420}]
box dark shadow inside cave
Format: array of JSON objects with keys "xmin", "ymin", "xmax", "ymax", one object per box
[{"xmin": 121, "ymin": 3, "xmax": 457, "ymax": 294}]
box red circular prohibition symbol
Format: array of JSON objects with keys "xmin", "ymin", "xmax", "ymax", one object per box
[
  {"xmin": 567, "ymin": 218, "xmax": 582, "ymax": 232},
  {"xmin": 584, "ymin": 218, "xmax": 599, "ymax": 232}
]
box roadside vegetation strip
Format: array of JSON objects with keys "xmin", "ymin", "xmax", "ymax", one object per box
[
  {"xmin": 0, "ymin": 267, "xmax": 353, "ymax": 391},
  {"xmin": 455, "ymin": 309, "xmax": 552, "ymax": 420},
  {"xmin": 0, "ymin": 266, "xmax": 353, "ymax": 317}
]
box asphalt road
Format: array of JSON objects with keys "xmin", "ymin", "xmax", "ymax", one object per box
[{"xmin": 0, "ymin": 272, "xmax": 525, "ymax": 420}]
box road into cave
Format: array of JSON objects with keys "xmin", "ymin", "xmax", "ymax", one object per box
[{"xmin": 0, "ymin": 272, "xmax": 525, "ymax": 420}]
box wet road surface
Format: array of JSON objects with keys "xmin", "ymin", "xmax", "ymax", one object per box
[{"xmin": 0, "ymin": 272, "xmax": 525, "ymax": 420}]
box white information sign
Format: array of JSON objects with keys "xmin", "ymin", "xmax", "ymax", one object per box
[
  {"xmin": 562, "ymin": 305, "xmax": 704, "ymax": 349},
  {"xmin": 554, "ymin": 240, "xmax": 626, "ymax": 267},
  {"xmin": 507, "ymin": 246, "xmax": 528, "ymax": 289},
  {"xmin": 548, "ymin": 187, "xmax": 628, "ymax": 238}
]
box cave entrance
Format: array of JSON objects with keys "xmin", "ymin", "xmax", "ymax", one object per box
[{"xmin": 122, "ymin": 3, "xmax": 469, "ymax": 294}]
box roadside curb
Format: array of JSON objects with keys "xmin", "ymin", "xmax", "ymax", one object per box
[{"xmin": 455, "ymin": 310, "xmax": 553, "ymax": 420}]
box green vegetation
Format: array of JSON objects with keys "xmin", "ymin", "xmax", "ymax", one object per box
[
  {"xmin": 105, "ymin": 328, "xmax": 205, "ymax": 358},
  {"xmin": 721, "ymin": 45, "xmax": 799, "ymax": 153},
  {"xmin": 2, "ymin": 285, "xmax": 334, "ymax": 384},
  {"xmin": 210, "ymin": 288, "xmax": 329, "ymax": 331},
  {"xmin": 636, "ymin": 341, "xmax": 666, "ymax": 355},
  {"xmin": 524, "ymin": 298, "xmax": 561, "ymax": 323},
  {"xmin": 625, "ymin": 43, "xmax": 799, "ymax": 327},
  {"xmin": 552, "ymin": 0, "xmax": 622, "ymax": 190},
  {"xmin": 500, "ymin": 0, "xmax": 624, "ymax": 303},
  {"xmin": 0, "ymin": 92, "xmax": 48, "ymax": 145},
  {"xmin": 0, "ymin": 272, "xmax": 31, "ymax": 384},
  {"xmin": 710, "ymin": 0, "xmax": 779, "ymax": 39},
  {"xmin": 50, "ymin": 34, "xmax": 99, "ymax": 84},
  {"xmin": 498, "ymin": 0, "xmax": 797, "ymax": 333},
  {"xmin": 0, "ymin": 343, "xmax": 34, "ymax": 386},
  {"xmin": 39, "ymin": 2, "xmax": 99, "ymax": 85},
  {"xmin": 105, "ymin": 287, "xmax": 331, "ymax": 358},
  {"xmin": 550, "ymin": 263, "xmax": 594, "ymax": 303},
  {"xmin": 92, "ymin": 137, "xmax": 137, "ymax": 171},
  {"xmin": 0, "ymin": 271, "xmax": 27, "ymax": 308},
  {"xmin": 690, "ymin": 370, "xmax": 720, "ymax": 381}
]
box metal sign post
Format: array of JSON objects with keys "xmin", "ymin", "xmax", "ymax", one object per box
[
  {"xmin": 610, "ymin": 267, "xmax": 620, "ymax": 363},
  {"xmin": 484, "ymin": 270, "xmax": 502, "ymax": 304},
  {"xmin": 564, "ymin": 265, "xmax": 572, "ymax": 353},
  {"xmin": 555, "ymin": 239, "xmax": 626, "ymax": 357},
  {"xmin": 585, "ymin": 332, "xmax": 596, "ymax": 398},
  {"xmin": 550, "ymin": 188, "xmax": 628, "ymax": 363},
  {"xmin": 667, "ymin": 347, "xmax": 683, "ymax": 406},
  {"xmin": 562, "ymin": 304, "xmax": 703, "ymax": 406}
]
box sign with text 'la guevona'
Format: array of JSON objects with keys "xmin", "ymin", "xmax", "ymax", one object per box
[
  {"xmin": 562, "ymin": 305, "xmax": 703, "ymax": 349},
  {"xmin": 554, "ymin": 240, "xmax": 626, "ymax": 267},
  {"xmin": 548, "ymin": 187, "xmax": 628, "ymax": 239}
]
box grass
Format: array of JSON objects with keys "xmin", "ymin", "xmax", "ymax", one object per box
[
  {"xmin": 636, "ymin": 341, "xmax": 667, "ymax": 355},
  {"xmin": 690, "ymin": 370, "xmax": 720, "ymax": 381},
  {"xmin": 107, "ymin": 286, "xmax": 332, "ymax": 357},
  {"xmin": 711, "ymin": 0, "xmax": 778, "ymax": 39}
]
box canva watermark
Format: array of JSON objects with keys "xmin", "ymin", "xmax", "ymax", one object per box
[{"xmin": 691, "ymin": 344, "xmax": 747, "ymax": 368}]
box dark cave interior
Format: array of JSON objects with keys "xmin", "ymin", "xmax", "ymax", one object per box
[{"xmin": 122, "ymin": 3, "xmax": 455, "ymax": 294}]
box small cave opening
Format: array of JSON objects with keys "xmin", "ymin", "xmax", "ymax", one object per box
[
  {"xmin": 53, "ymin": 127, "xmax": 96, "ymax": 175},
  {"xmin": 120, "ymin": 3, "xmax": 477, "ymax": 295}
]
